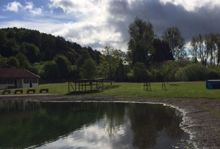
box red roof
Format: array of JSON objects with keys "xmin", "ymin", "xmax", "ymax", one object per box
[{"xmin": 0, "ymin": 68, "xmax": 40, "ymax": 79}]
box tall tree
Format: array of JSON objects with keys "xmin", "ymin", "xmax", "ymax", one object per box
[
  {"xmin": 128, "ymin": 18, "xmax": 154, "ymax": 65},
  {"xmin": 195, "ymin": 34, "xmax": 206, "ymax": 65},
  {"xmin": 163, "ymin": 27, "xmax": 185, "ymax": 60},
  {"xmin": 54, "ymin": 55, "xmax": 72, "ymax": 79},
  {"xmin": 152, "ymin": 38, "xmax": 174, "ymax": 63},
  {"xmin": 7, "ymin": 57, "xmax": 20, "ymax": 67},
  {"xmin": 191, "ymin": 36, "xmax": 198, "ymax": 62},
  {"xmin": 81, "ymin": 58, "xmax": 97, "ymax": 80},
  {"xmin": 216, "ymin": 35, "xmax": 220, "ymax": 65},
  {"xmin": 20, "ymin": 43, "xmax": 40, "ymax": 63},
  {"xmin": 205, "ymin": 33, "xmax": 218, "ymax": 65}
]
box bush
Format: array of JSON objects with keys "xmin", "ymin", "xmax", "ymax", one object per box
[
  {"xmin": 174, "ymin": 68, "xmax": 188, "ymax": 81},
  {"xmin": 160, "ymin": 60, "xmax": 193, "ymax": 81},
  {"xmin": 207, "ymin": 69, "xmax": 220, "ymax": 79},
  {"xmin": 175, "ymin": 64, "xmax": 208, "ymax": 81}
]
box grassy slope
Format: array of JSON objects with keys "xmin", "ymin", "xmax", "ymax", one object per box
[{"xmin": 39, "ymin": 82, "xmax": 220, "ymax": 99}]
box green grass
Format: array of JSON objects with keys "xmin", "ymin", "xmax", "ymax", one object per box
[{"xmin": 38, "ymin": 82, "xmax": 220, "ymax": 99}]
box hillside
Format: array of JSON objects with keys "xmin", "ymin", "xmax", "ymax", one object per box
[{"xmin": 0, "ymin": 27, "xmax": 101, "ymax": 81}]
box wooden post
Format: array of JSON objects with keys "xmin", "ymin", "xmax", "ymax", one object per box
[{"xmin": 68, "ymin": 82, "xmax": 70, "ymax": 93}]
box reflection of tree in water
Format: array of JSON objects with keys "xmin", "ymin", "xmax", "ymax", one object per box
[
  {"xmin": 0, "ymin": 102, "xmax": 107, "ymax": 148},
  {"xmin": 0, "ymin": 102, "xmax": 186, "ymax": 149},
  {"xmin": 128, "ymin": 104, "xmax": 184, "ymax": 149},
  {"xmin": 102, "ymin": 103, "xmax": 126, "ymax": 137}
]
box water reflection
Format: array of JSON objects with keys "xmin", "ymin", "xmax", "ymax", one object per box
[{"xmin": 0, "ymin": 102, "xmax": 191, "ymax": 149}]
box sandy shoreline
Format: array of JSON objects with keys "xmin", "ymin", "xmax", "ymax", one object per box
[{"xmin": 1, "ymin": 95, "xmax": 220, "ymax": 149}]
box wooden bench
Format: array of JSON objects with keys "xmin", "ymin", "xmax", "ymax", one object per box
[
  {"xmin": 27, "ymin": 89, "xmax": 36, "ymax": 94},
  {"xmin": 14, "ymin": 89, "xmax": 23, "ymax": 94},
  {"xmin": 39, "ymin": 89, "xmax": 49, "ymax": 93},
  {"xmin": 2, "ymin": 90, "xmax": 11, "ymax": 95}
]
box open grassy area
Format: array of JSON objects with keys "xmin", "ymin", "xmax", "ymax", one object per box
[{"xmin": 38, "ymin": 81, "xmax": 220, "ymax": 99}]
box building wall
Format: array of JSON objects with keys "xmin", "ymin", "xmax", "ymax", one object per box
[
  {"xmin": 22, "ymin": 79, "xmax": 39, "ymax": 88},
  {"xmin": 0, "ymin": 83, "xmax": 15, "ymax": 89},
  {"xmin": 0, "ymin": 78, "xmax": 39, "ymax": 89}
]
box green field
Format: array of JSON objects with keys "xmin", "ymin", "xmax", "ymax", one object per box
[{"xmin": 38, "ymin": 82, "xmax": 220, "ymax": 99}]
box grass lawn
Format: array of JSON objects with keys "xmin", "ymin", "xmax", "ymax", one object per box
[{"xmin": 38, "ymin": 81, "xmax": 220, "ymax": 99}]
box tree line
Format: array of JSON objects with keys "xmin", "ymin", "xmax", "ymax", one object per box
[
  {"xmin": 1, "ymin": 18, "xmax": 220, "ymax": 82},
  {"xmin": 125, "ymin": 18, "xmax": 220, "ymax": 82}
]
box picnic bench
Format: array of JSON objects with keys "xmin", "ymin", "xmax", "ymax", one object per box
[
  {"xmin": 1, "ymin": 90, "xmax": 11, "ymax": 95},
  {"xmin": 27, "ymin": 89, "xmax": 36, "ymax": 94},
  {"xmin": 14, "ymin": 89, "xmax": 23, "ymax": 94},
  {"xmin": 39, "ymin": 88, "xmax": 49, "ymax": 93}
]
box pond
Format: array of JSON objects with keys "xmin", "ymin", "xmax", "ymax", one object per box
[{"xmin": 0, "ymin": 101, "xmax": 192, "ymax": 149}]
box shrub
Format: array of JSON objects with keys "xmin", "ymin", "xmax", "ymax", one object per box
[
  {"xmin": 175, "ymin": 64, "xmax": 208, "ymax": 81},
  {"xmin": 207, "ymin": 69, "xmax": 220, "ymax": 79}
]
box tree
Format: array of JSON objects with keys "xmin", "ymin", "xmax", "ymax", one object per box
[
  {"xmin": 0, "ymin": 55, "xmax": 8, "ymax": 68},
  {"xmin": 16, "ymin": 53, "xmax": 31, "ymax": 69},
  {"xmin": 102, "ymin": 46, "xmax": 114, "ymax": 82},
  {"xmin": 133, "ymin": 62, "xmax": 149, "ymax": 82},
  {"xmin": 115, "ymin": 60, "xmax": 127, "ymax": 81},
  {"xmin": 128, "ymin": 18, "xmax": 154, "ymax": 65},
  {"xmin": 191, "ymin": 34, "xmax": 206, "ymax": 65},
  {"xmin": 43, "ymin": 61, "xmax": 59, "ymax": 80},
  {"xmin": 163, "ymin": 27, "xmax": 185, "ymax": 60},
  {"xmin": 54, "ymin": 55, "xmax": 72, "ymax": 79},
  {"xmin": 20, "ymin": 43, "xmax": 40, "ymax": 63},
  {"xmin": 216, "ymin": 35, "xmax": 220, "ymax": 65},
  {"xmin": 0, "ymin": 31, "xmax": 7, "ymax": 56},
  {"xmin": 101, "ymin": 46, "xmax": 126, "ymax": 82},
  {"xmin": 191, "ymin": 36, "xmax": 198, "ymax": 62},
  {"xmin": 81, "ymin": 59, "xmax": 97, "ymax": 79},
  {"xmin": 152, "ymin": 38, "xmax": 174, "ymax": 63},
  {"xmin": 7, "ymin": 57, "xmax": 20, "ymax": 67},
  {"xmin": 205, "ymin": 33, "xmax": 218, "ymax": 65},
  {"xmin": 0, "ymin": 39, "xmax": 19, "ymax": 57}
]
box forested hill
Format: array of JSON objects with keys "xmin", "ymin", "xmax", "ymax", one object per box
[
  {"xmin": 0, "ymin": 27, "xmax": 100, "ymax": 63},
  {"xmin": 0, "ymin": 27, "xmax": 101, "ymax": 81}
]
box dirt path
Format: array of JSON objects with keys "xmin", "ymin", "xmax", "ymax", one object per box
[{"xmin": 0, "ymin": 95, "xmax": 220, "ymax": 149}]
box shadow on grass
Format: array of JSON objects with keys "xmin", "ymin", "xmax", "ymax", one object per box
[{"xmin": 66, "ymin": 84, "xmax": 120, "ymax": 95}]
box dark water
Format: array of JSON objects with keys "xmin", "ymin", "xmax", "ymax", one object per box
[{"xmin": 0, "ymin": 101, "xmax": 192, "ymax": 149}]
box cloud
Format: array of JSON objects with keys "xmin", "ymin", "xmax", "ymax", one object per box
[
  {"xmin": 107, "ymin": 0, "xmax": 220, "ymax": 43},
  {"xmin": 5, "ymin": 1, "xmax": 42, "ymax": 16},
  {"xmin": 3, "ymin": 0, "xmax": 220, "ymax": 51},
  {"xmin": 160, "ymin": 0, "xmax": 220, "ymax": 11},
  {"xmin": 49, "ymin": 0, "xmax": 126, "ymax": 50},
  {"xmin": 5, "ymin": 1, "xmax": 22, "ymax": 12},
  {"xmin": 24, "ymin": 2, "xmax": 42, "ymax": 16},
  {"xmin": 0, "ymin": 20, "xmax": 64, "ymax": 34},
  {"xmin": 48, "ymin": 0, "xmax": 220, "ymax": 51}
]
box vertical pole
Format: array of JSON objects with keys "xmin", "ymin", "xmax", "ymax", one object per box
[{"xmin": 68, "ymin": 81, "xmax": 70, "ymax": 93}]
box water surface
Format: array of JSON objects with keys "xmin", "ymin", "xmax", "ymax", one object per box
[{"xmin": 0, "ymin": 101, "xmax": 191, "ymax": 149}]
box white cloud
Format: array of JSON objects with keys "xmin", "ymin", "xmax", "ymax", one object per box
[
  {"xmin": 0, "ymin": 20, "xmax": 64, "ymax": 34},
  {"xmin": 5, "ymin": 1, "xmax": 42, "ymax": 16},
  {"xmin": 24, "ymin": 2, "xmax": 42, "ymax": 16},
  {"xmin": 5, "ymin": 1, "xmax": 22, "ymax": 12},
  {"xmin": 160, "ymin": 0, "xmax": 220, "ymax": 11},
  {"xmin": 4, "ymin": 0, "xmax": 220, "ymax": 51},
  {"xmin": 48, "ymin": 0, "xmax": 126, "ymax": 50}
]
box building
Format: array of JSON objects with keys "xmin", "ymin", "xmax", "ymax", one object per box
[{"xmin": 0, "ymin": 68, "xmax": 40, "ymax": 89}]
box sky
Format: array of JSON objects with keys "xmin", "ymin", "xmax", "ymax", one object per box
[{"xmin": 0, "ymin": 0, "xmax": 220, "ymax": 51}]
